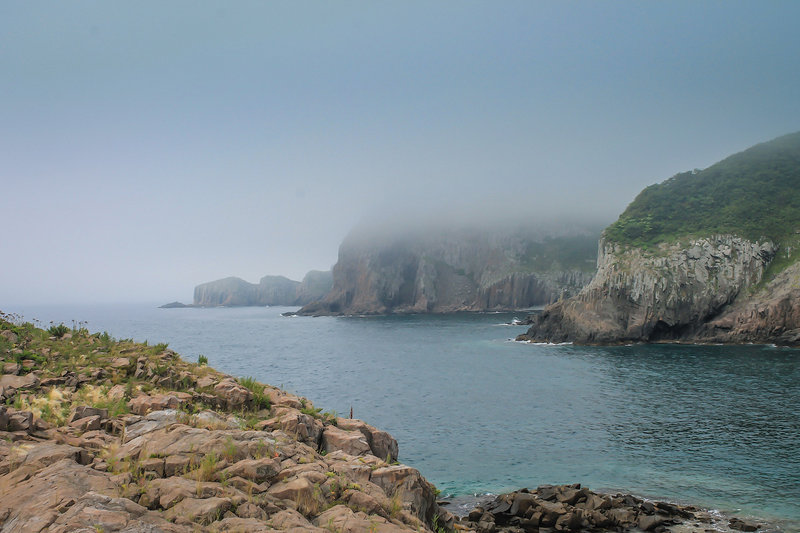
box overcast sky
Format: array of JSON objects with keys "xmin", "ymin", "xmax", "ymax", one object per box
[{"xmin": 2, "ymin": 1, "xmax": 799, "ymax": 305}]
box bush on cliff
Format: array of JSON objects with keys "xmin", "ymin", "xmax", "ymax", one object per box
[{"xmin": 604, "ymin": 131, "xmax": 800, "ymax": 248}]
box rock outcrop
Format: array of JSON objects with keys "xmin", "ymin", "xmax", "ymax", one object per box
[
  {"xmin": 299, "ymin": 224, "xmax": 599, "ymax": 315},
  {"xmin": 519, "ymin": 235, "xmax": 785, "ymax": 344},
  {"xmin": 0, "ymin": 319, "xmax": 450, "ymax": 532},
  {"xmin": 520, "ymin": 131, "xmax": 800, "ymax": 346},
  {"xmin": 457, "ymin": 484, "xmax": 755, "ymax": 533},
  {"xmin": 192, "ymin": 270, "xmax": 332, "ymax": 307}
]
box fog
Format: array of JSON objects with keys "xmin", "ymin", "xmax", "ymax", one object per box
[{"xmin": 2, "ymin": 2, "xmax": 799, "ymax": 305}]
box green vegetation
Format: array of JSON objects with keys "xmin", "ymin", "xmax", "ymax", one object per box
[
  {"xmin": 238, "ymin": 376, "xmax": 271, "ymax": 410},
  {"xmin": 520, "ymin": 233, "xmax": 600, "ymax": 273},
  {"xmin": 47, "ymin": 323, "xmax": 70, "ymax": 338},
  {"xmin": 605, "ymin": 131, "xmax": 800, "ymax": 248}
]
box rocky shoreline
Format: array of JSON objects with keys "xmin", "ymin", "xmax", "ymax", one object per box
[{"xmin": 0, "ymin": 317, "xmax": 767, "ymax": 532}]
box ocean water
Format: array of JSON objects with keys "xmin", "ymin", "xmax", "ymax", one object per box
[{"xmin": 6, "ymin": 303, "xmax": 800, "ymax": 531}]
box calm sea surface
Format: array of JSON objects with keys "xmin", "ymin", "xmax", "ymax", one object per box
[{"xmin": 6, "ymin": 303, "xmax": 800, "ymax": 530}]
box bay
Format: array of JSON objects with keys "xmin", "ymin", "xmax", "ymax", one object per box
[{"xmin": 7, "ymin": 303, "xmax": 799, "ymax": 531}]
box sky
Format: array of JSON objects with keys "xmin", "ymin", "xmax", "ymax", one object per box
[{"xmin": 2, "ymin": 1, "xmax": 799, "ymax": 305}]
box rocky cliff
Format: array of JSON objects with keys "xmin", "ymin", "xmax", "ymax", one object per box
[
  {"xmin": 298, "ymin": 224, "xmax": 599, "ymax": 316},
  {"xmin": 520, "ymin": 132, "xmax": 800, "ymax": 346},
  {"xmin": 193, "ymin": 271, "xmax": 332, "ymax": 307},
  {"xmin": 519, "ymin": 235, "xmax": 783, "ymax": 343}
]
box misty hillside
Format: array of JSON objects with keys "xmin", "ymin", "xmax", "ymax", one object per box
[
  {"xmin": 298, "ymin": 220, "xmax": 604, "ymax": 315},
  {"xmin": 604, "ymin": 131, "xmax": 800, "ymax": 247}
]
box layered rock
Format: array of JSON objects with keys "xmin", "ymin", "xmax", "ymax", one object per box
[
  {"xmin": 457, "ymin": 484, "xmax": 756, "ymax": 533},
  {"xmin": 0, "ymin": 320, "xmax": 450, "ymax": 532},
  {"xmin": 521, "ymin": 132, "xmax": 800, "ymax": 346},
  {"xmin": 192, "ymin": 270, "xmax": 332, "ymax": 307},
  {"xmin": 519, "ymin": 235, "xmax": 781, "ymax": 344},
  {"xmin": 299, "ymin": 224, "xmax": 599, "ymax": 315}
]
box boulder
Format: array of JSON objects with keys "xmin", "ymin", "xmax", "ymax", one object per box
[
  {"xmin": 729, "ymin": 517, "xmax": 761, "ymax": 532},
  {"xmin": 269, "ymin": 508, "xmax": 317, "ymax": 529},
  {"xmin": 124, "ymin": 409, "xmax": 186, "ymax": 441},
  {"xmin": 265, "ymin": 410, "xmax": 324, "ymax": 447},
  {"xmin": 337, "ymin": 418, "xmax": 399, "ymax": 462},
  {"xmin": 67, "ymin": 405, "xmax": 109, "ymax": 424},
  {"xmin": 69, "ymin": 415, "xmax": 102, "ymax": 432},
  {"xmin": 7, "ymin": 409, "xmax": 33, "ymax": 432},
  {"xmin": 314, "ymin": 504, "xmax": 410, "ymax": 533},
  {"xmin": 209, "ymin": 516, "xmax": 276, "ymax": 532},
  {"xmin": 164, "ymin": 454, "xmax": 192, "ymax": 477},
  {"xmin": 128, "ymin": 393, "xmax": 191, "ymax": 415},
  {"xmin": 110, "ymin": 357, "xmax": 132, "ymax": 369},
  {"xmin": 267, "ymin": 476, "xmax": 325, "ymax": 515},
  {"xmin": 638, "ymin": 513, "xmax": 665, "ymax": 531},
  {"xmin": 220, "ymin": 457, "xmax": 281, "ymax": 483},
  {"xmin": 2, "ymin": 362, "xmax": 20, "ymax": 375},
  {"xmin": 235, "ymin": 501, "xmax": 267, "ymax": 520},
  {"xmin": 321, "ymin": 425, "xmax": 371, "ymax": 457},
  {"xmin": 369, "ymin": 465, "xmax": 438, "ymax": 523},
  {"xmin": 163, "ymin": 496, "xmax": 232, "ymax": 525},
  {"xmin": 47, "ymin": 491, "xmax": 189, "ymax": 533},
  {"xmin": 0, "ymin": 330, "xmax": 18, "ymax": 343},
  {"xmin": 214, "ymin": 378, "xmax": 253, "ymax": 410},
  {"xmin": 0, "ymin": 459, "xmax": 117, "ymax": 531},
  {"xmin": 0, "ymin": 373, "xmax": 40, "ymax": 392}
]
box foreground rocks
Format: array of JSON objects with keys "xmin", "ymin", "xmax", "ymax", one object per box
[
  {"xmin": 450, "ymin": 485, "xmax": 763, "ymax": 533},
  {"xmin": 0, "ymin": 321, "xmax": 451, "ymax": 532},
  {"xmin": 0, "ymin": 317, "xmax": 766, "ymax": 532}
]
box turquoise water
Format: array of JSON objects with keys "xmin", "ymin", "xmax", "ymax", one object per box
[{"xmin": 7, "ymin": 303, "xmax": 800, "ymax": 531}]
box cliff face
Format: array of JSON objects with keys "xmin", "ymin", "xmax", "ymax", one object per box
[
  {"xmin": 193, "ymin": 271, "xmax": 332, "ymax": 307},
  {"xmin": 520, "ymin": 236, "xmax": 780, "ymax": 343},
  {"xmin": 298, "ymin": 226, "xmax": 598, "ymax": 315},
  {"xmin": 520, "ymin": 132, "xmax": 800, "ymax": 346}
]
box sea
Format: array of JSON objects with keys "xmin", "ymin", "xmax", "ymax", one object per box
[{"xmin": 5, "ymin": 303, "xmax": 799, "ymax": 532}]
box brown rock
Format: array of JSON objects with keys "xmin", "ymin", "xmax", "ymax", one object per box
[
  {"xmin": 268, "ymin": 410, "xmax": 324, "ymax": 447},
  {"xmin": 128, "ymin": 393, "xmax": 190, "ymax": 415},
  {"xmin": 235, "ymin": 501, "xmax": 267, "ymax": 520},
  {"xmin": 370, "ymin": 465, "xmax": 438, "ymax": 523},
  {"xmin": 555, "ymin": 509, "xmax": 585, "ymax": 531},
  {"xmin": 107, "ymin": 384, "xmax": 127, "ymax": 400},
  {"xmin": 110, "ymin": 357, "xmax": 132, "ymax": 369},
  {"xmin": 7, "ymin": 409, "xmax": 33, "ymax": 432},
  {"xmin": 0, "ymin": 373, "xmax": 40, "ymax": 392},
  {"xmin": 322, "ymin": 425, "xmax": 371, "ymax": 457},
  {"xmin": 196, "ymin": 376, "xmax": 217, "ymax": 389},
  {"xmin": 47, "ymin": 490, "xmax": 189, "ymax": 533},
  {"xmin": 270, "ymin": 508, "xmax": 317, "ymax": 529},
  {"xmin": 221, "ymin": 457, "xmax": 280, "ymax": 483},
  {"xmin": 140, "ymin": 456, "xmax": 165, "ymax": 478},
  {"xmin": 2, "ymin": 362, "xmax": 20, "ymax": 375},
  {"xmin": 164, "ymin": 454, "xmax": 192, "ymax": 477},
  {"xmin": 0, "ymin": 330, "xmax": 18, "ymax": 343},
  {"xmin": 214, "ymin": 378, "xmax": 253, "ymax": 410},
  {"xmin": 638, "ymin": 513, "xmax": 666, "ymax": 531},
  {"xmin": 267, "ymin": 476, "xmax": 325, "ymax": 515},
  {"xmin": 344, "ymin": 489, "xmax": 384, "ymax": 515},
  {"xmin": 69, "ymin": 414, "xmax": 102, "ymax": 432},
  {"xmin": 607, "ymin": 507, "xmax": 637, "ymax": 526},
  {"xmin": 0, "ymin": 459, "xmax": 117, "ymax": 531},
  {"xmin": 208, "ymin": 516, "xmax": 277, "ymax": 532},
  {"xmin": 68, "ymin": 405, "xmax": 109, "ymax": 424},
  {"xmin": 337, "ymin": 418, "xmax": 399, "ymax": 462},
  {"xmin": 164, "ymin": 496, "xmax": 232, "ymax": 525},
  {"xmin": 314, "ymin": 504, "xmax": 410, "ymax": 533}
]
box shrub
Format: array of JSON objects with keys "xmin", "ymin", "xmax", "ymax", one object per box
[{"xmin": 48, "ymin": 324, "xmax": 70, "ymax": 338}]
